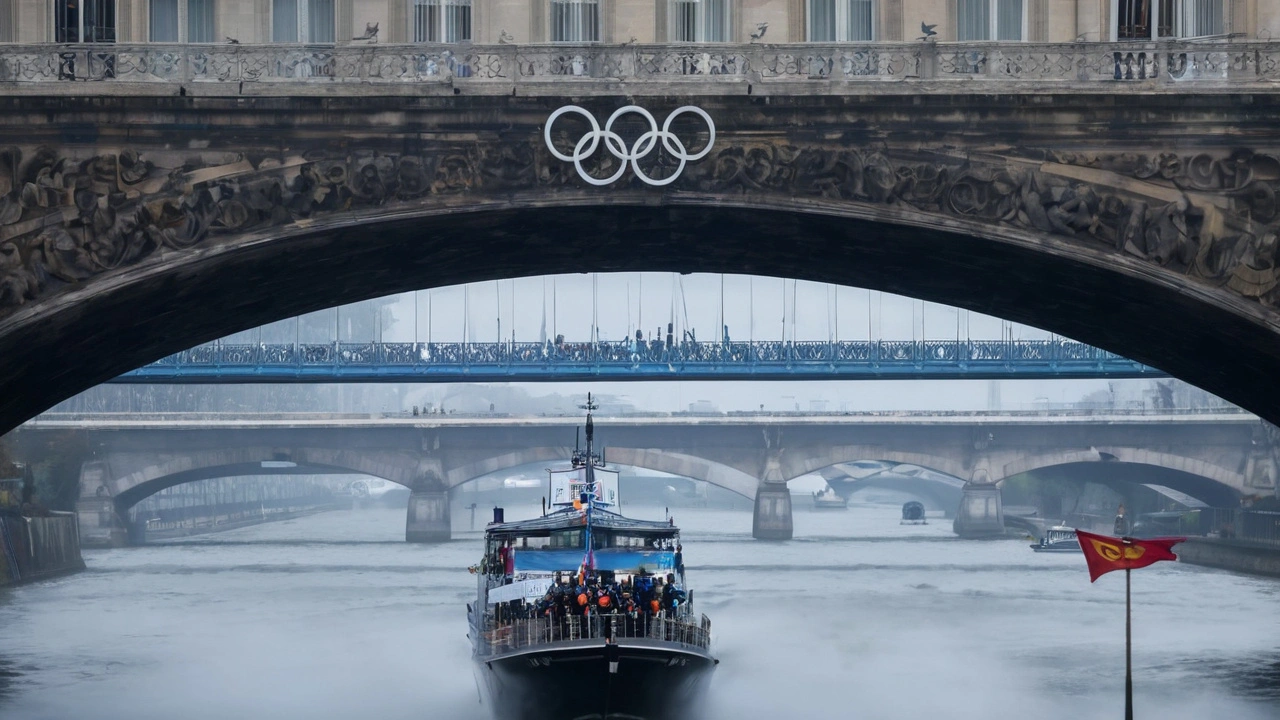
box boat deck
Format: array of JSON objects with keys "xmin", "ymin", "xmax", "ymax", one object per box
[{"xmin": 473, "ymin": 612, "xmax": 712, "ymax": 657}]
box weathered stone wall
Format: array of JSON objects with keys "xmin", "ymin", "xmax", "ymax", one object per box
[{"xmin": 0, "ymin": 512, "xmax": 85, "ymax": 586}]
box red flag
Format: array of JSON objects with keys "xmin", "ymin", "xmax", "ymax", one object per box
[{"xmin": 1076, "ymin": 529, "xmax": 1185, "ymax": 582}]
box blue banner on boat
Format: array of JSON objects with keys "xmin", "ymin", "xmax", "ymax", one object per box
[{"xmin": 513, "ymin": 550, "xmax": 675, "ymax": 574}]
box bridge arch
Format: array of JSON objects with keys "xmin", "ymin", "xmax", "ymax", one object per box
[
  {"xmin": 444, "ymin": 447, "xmax": 759, "ymax": 499},
  {"xmin": 826, "ymin": 474, "xmax": 964, "ymax": 513},
  {"xmin": 992, "ymin": 449, "xmax": 1245, "ymax": 507},
  {"xmin": 3, "ymin": 93, "xmax": 1280, "ymax": 430},
  {"xmin": 102, "ymin": 447, "xmax": 427, "ymax": 510},
  {"xmin": 784, "ymin": 449, "xmax": 970, "ymax": 486}
]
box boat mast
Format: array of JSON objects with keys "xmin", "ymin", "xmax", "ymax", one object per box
[{"xmin": 581, "ymin": 393, "xmax": 599, "ymax": 579}]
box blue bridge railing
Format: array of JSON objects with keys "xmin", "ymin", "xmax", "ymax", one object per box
[{"xmin": 112, "ymin": 339, "xmax": 1165, "ymax": 383}]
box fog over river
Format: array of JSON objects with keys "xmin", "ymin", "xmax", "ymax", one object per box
[{"xmin": 2, "ymin": 505, "xmax": 1279, "ymax": 720}]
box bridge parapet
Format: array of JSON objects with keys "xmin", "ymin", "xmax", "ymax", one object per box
[{"xmin": 1, "ymin": 41, "xmax": 1276, "ymax": 94}]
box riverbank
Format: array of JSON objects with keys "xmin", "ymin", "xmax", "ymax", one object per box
[
  {"xmin": 1177, "ymin": 536, "xmax": 1280, "ymax": 579},
  {"xmin": 0, "ymin": 512, "xmax": 84, "ymax": 587}
]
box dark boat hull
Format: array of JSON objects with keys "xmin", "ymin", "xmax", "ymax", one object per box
[{"xmin": 474, "ymin": 640, "xmax": 716, "ymax": 720}]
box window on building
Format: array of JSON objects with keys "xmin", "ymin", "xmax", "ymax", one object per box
[
  {"xmin": 412, "ymin": 0, "xmax": 471, "ymax": 42},
  {"xmin": 56, "ymin": 0, "xmax": 117, "ymax": 42},
  {"xmin": 670, "ymin": 0, "xmax": 731, "ymax": 42},
  {"xmin": 1181, "ymin": 0, "xmax": 1222, "ymax": 36},
  {"xmin": 150, "ymin": 0, "xmax": 215, "ymax": 41},
  {"xmin": 1116, "ymin": 0, "xmax": 1220, "ymax": 39},
  {"xmin": 189, "ymin": 0, "xmax": 216, "ymax": 42},
  {"xmin": 807, "ymin": 0, "xmax": 873, "ymax": 42},
  {"xmin": 0, "ymin": 0, "xmax": 13, "ymax": 42},
  {"xmin": 150, "ymin": 0, "xmax": 178, "ymax": 40},
  {"xmin": 956, "ymin": 0, "xmax": 1022, "ymax": 40},
  {"xmin": 272, "ymin": 0, "xmax": 334, "ymax": 42},
  {"xmin": 550, "ymin": 0, "xmax": 599, "ymax": 42}
]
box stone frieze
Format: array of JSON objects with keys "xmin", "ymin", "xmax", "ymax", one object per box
[{"xmin": 1, "ymin": 136, "xmax": 1279, "ymax": 315}]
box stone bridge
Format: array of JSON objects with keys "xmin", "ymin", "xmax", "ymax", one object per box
[
  {"xmin": 17, "ymin": 409, "xmax": 1273, "ymax": 545},
  {"xmin": 0, "ymin": 41, "xmax": 1279, "ymax": 439}
]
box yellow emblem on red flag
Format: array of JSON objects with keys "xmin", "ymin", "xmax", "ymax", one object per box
[{"xmin": 1076, "ymin": 529, "xmax": 1184, "ymax": 582}]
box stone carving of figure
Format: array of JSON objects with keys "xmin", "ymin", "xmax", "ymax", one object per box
[{"xmin": 1144, "ymin": 196, "xmax": 1195, "ymax": 266}]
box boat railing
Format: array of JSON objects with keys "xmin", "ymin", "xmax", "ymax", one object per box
[{"xmin": 476, "ymin": 612, "xmax": 712, "ymax": 656}]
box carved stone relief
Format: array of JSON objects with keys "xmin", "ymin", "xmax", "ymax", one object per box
[{"xmin": 0, "ymin": 133, "xmax": 1278, "ymax": 317}]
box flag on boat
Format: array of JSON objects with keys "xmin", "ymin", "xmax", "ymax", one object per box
[{"xmin": 1075, "ymin": 529, "xmax": 1185, "ymax": 582}]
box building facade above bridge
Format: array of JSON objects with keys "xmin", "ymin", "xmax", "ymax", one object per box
[
  {"xmin": 2, "ymin": 0, "xmax": 1273, "ymax": 46},
  {"xmin": 0, "ymin": 40, "xmax": 1278, "ymax": 94}
]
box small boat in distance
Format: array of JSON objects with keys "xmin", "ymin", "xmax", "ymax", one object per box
[
  {"xmin": 900, "ymin": 501, "xmax": 927, "ymax": 525},
  {"xmin": 812, "ymin": 486, "xmax": 848, "ymax": 510},
  {"xmin": 1031, "ymin": 525, "xmax": 1081, "ymax": 553}
]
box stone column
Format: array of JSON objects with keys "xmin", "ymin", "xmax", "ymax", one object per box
[
  {"xmin": 406, "ymin": 489, "xmax": 451, "ymax": 542},
  {"xmin": 953, "ymin": 482, "xmax": 1005, "ymax": 538},
  {"xmin": 74, "ymin": 461, "xmax": 128, "ymax": 549},
  {"xmin": 752, "ymin": 484, "xmax": 793, "ymax": 540}
]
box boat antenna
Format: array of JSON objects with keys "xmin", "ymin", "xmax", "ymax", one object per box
[{"xmin": 578, "ymin": 392, "xmax": 600, "ymax": 581}]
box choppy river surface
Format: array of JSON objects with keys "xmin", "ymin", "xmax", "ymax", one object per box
[{"xmin": 2, "ymin": 504, "xmax": 1279, "ymax": 720}]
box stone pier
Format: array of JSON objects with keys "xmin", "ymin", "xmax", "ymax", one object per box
[
  {"xmin": 752, "ymin": 483, "xmax": 793, "ymax": 541},
  {"xmin": 75, "ymin": 461, "xmax": 128, "ymax": 548},
  {"xmin": 406, "ymin": 489, "xmax": 451, "ymax": 543},
  {"xmin": 953, "ymin": 482, "xmax": 1005, "ymax": 538}
]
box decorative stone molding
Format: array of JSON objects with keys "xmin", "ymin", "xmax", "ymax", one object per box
[{"xmin": 1, "ymin": 128, "xmax": 1280, "ymax": 316}]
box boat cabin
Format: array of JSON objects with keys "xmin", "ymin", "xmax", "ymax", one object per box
[
  {"xmin": 481, "ymin": 509, "xmax": 680, "ymax": 587},
  {"xmin": 1042, "ymin": 526, "xmax": 1077, "ymax": 545}
]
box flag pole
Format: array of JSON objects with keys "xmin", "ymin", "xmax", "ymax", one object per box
[{"xmin": 1125, "ymin": 566, "xmax": 1133, "ymax": 720}]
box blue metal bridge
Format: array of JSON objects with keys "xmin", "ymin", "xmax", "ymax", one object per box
[{"xmin": 112, "ymin": 339, "xmax": 1166, "ymax": 383}]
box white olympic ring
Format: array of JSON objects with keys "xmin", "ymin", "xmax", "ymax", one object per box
[{"xmin": 544, "ymin": 105, "xmax": 716, "ymax": 187}]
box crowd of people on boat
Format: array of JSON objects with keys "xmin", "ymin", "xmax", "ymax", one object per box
[
  {"xmin": 541, "ymin": 572, "xmax": 685, "ymax": 620},
  {"xmin": 494, "ymin": 571, "xmax": 688, "ymax": 631}
]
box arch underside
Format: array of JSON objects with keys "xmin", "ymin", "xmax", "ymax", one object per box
[
  {"xmin": 836, "ymin": 475, "xmax": 964, "ymax": 511},
  {"xmin": 3, "ymin": 94, "xmax": 1280, "ymax": 431},
  {"xmin": 446, "ymin": 447, "xmax": 760, "ymax": 499},
  {"xmin": 107, "ymin": 446, "xmax": 426, "ymax": 508},
  {"xmin": 995, "ymin": 458, "xmax": 1244, "ymax": 507},
  {"xmin": 812, "ymin": 451, "xmax": 1246, "ymax": 508}
]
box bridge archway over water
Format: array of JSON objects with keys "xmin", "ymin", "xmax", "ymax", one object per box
[{"xmin": 2, "ymin": 91, "xmax": 1280, "ymax": 432}]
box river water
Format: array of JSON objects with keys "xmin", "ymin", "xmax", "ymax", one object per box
[{"xmin": 2, "ymin": 503, "xmax": 1279, "ymax": 720}]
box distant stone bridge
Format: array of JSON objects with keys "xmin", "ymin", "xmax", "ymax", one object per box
[
  {"xmin": 1, "ymin": 41, "xmax": 1280, "ymax": 439},
  {"xmin": 17, "ymin": 409, "xmax": 1273, "ymax": 545}
]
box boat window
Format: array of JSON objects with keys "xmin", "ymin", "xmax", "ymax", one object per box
[
  {"xmin": 519, "ymin": 536, "xmax": 550, "ymax": 549},
  {"xmin": 550, "ymin": 529, "xmax": 583, "ymax": 548},
  {"xmin": 609, "ymin": 533, "xmax": 648, "ymax": 548}
]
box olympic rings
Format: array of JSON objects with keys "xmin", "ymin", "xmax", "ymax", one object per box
[{"xmin": 543, "ymin": 104, "xmax": 716, "ymax": 187}]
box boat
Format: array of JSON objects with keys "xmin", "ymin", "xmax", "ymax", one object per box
[
  {"xmin": 1030, "ymin": 525, "xmax": 1082, "ymax": 553},
  {"xmin": 900, "ymin": 500, "xmax": 927, "ymax": 525},
  {"xmin": 468, "ymin": 394, "xmax": 717, "ymax": 720},
  {"xmin": 811, "ymin": 486, "xmax": 848, "ymax": 510}
]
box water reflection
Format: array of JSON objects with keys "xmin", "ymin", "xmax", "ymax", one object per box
[{"xmin": 0, "ymin": 655, "xmax": 22, "ymax": 700}]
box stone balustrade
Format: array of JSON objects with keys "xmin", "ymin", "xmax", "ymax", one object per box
[{"xmin": 0, "ymin": 40, "xmax": 1275, "ymax": 93}]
